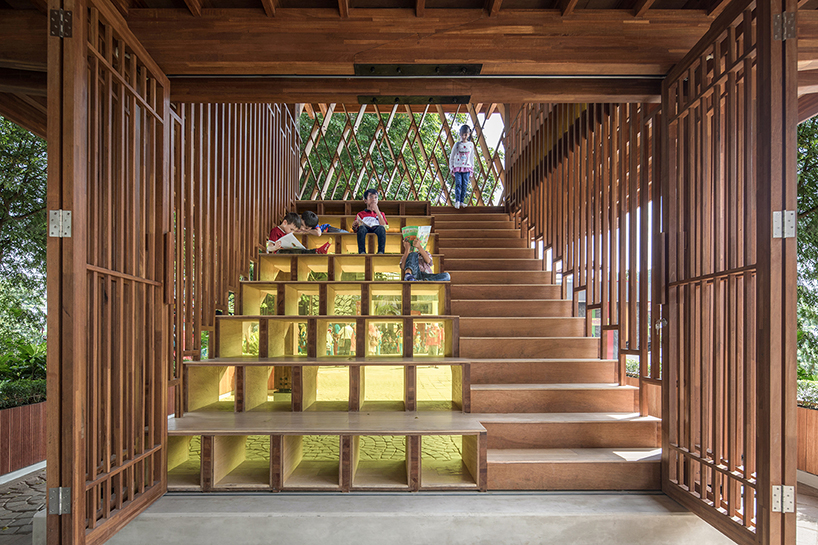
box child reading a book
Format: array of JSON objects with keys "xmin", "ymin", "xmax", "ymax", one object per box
[
  {"xmin": 297, "ymin": 211, "xmax": 348, "ymax": 236},
  {"xmin": 268, "ymin": 212, "xmax": 330, "ymax": 254},
  {"xmin": 400, "ymin": 238, "xmax": 450, "ymax": 282}
]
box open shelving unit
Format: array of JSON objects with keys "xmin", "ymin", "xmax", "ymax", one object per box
[{"xmin": 168, "ymin": 203, "xmax": 486, "ymax": 492}]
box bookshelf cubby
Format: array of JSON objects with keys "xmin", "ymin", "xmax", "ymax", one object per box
[
  {"xmin": 213, "ymin": 435, "xmax": 272, "ymax": 490},
  {"xmin": 281, "ymin": 435, "xmax": 342, "ymax": 490},
  {"xmin": 167, "ymin": 435, "xmax": 202, "ymax": 490},
  {"xmin": 255, "ymin": 254, "xmax": 443, "ymax": 282},
  {"xmin": 351, "ymin": 435, "xmax": 410, "ymax": 490}
]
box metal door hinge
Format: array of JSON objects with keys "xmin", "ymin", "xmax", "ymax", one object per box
[
  {"xmin": 772, "ymin": 485, "xmax": 795, "ymax": 513},
  {"xmin": 774, "ymin": 12, "xmax": 796, "ymax": 41},
  {"xmin": 49, "ymin": 210, "xmax": 72, "ymax": 238},
  {"xmin": 48, "ymin": 488, "xmax": 71, "ymax": 515},
  {"xmin": 49, "ymin": 9, "xmax": 73, "ymax": 38},
  {"xmin": 772, "ymin": 210, "xmax": 796, "ymax": 239}
]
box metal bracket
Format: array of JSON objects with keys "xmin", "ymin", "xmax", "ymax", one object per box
[
  {"xmin": 772, "ymin": 210, "xmax": 796, "ymax": 239},
  {"xmin": 48, "ymin": 488, "xmax": 71, "ymax": 515},
  {"xmin": 49, "ymin": 210, "xmax": 72, "ymax": 238},
  {"xmin": 49, "ymin": 9, "xmax": 73, "ymax": 38},
  {"xmin": 773, "ymin": 12, "xmax": 796, "ymax": 41},
  {"xmin": 772, "ymin": 485, "xmax": 795, "ymax": 513}
]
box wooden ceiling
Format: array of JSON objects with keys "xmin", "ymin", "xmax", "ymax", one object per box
[{"xmin": 3, "ymin": 0, "xmax": 818, "ymax": 133}]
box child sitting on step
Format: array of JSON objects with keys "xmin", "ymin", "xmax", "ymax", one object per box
[
  {"xmin": 268, "ymin": 212, "xmax": 330, "ymax": 254},
  {"xmin": 297, "ymin": 210, "xmax": 348, "ymax": 236},
  {"xmin": 400, "ymin": 238, "xmax": 450, "ymax": 282}
]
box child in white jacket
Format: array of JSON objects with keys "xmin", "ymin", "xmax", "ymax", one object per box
[{"xmin": 449, "ymin": 125, "xmax": 475, "ymax": 209}]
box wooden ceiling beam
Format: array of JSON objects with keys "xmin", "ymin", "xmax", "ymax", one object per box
[
  {"xmin": 560, "ymin": 0, "xmax": 579, "ymax": 16},
  {"xmin": 128, "ymin": 9, "xmax": 715, "ymax": 76},
  {"xmin": 707, "ymin": 0, "xmax": 731, "ymax": 16},
  {"xmin": 338, "ymin": 0, "xmax": 349, "ymax": 18},
  {"xmin": 0, "ymin": 92, "xmax": 46, "ymax": 139},
  {"xmin": 183, "ymin": 0, "xmax": 202, "ymax": 16},
  {"xmin": 416, "ymin": 0, "xmax": 424, "ymax": 16},
  {"xmin": 799, "ymin": 93, "xmax": 818, "ymax": 124},
  {"xmin": 260, "ymin": 0, "xmax": 277, "ymax": 16},
  {"xmin": 633, "ymin": 0, "xmax": 657, "ymax": 17},
  {"xmin": 0, "ymin": 11, "xmax": 47, "ymax": 72},
  {"xmin": 170, "ymin": 76, "xmax": 662, "ymax": 104},
  {"xmin": 800, "ymin": 69, "xmax": 818, "ymax": 97},
  {"xmin": 0, "ymin": 68, "xmax": 47, "ymax": 96},
  {"xmin": 485, "ymin": 0, "xmax": 503, "ymax": 16}
]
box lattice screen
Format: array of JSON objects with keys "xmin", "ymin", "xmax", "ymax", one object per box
[{"xmin": 298, "ymin": 103, "xmax": 506, "ymax": 205}]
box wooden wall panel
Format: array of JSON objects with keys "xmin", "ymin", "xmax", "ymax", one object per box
[
  {"xmin": 169, "ymin": 103, "xmax": 299, "ymax": 415},
  {"xmin": 505, "ymin": 101, "xmax": 660, "ymax": 400},
  {"xmin": 0, "ymin": 403, "xmax": 47, "ymax": 475}
]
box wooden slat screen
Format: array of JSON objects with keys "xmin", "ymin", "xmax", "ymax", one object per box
[
  {"xmin": 504, "ymin": 102, "xmax": 661, "ymax": 407},
  {"xmin": 168, "ymin": 103, "xmax": 299, "ymax": 416},
  {"xmin": 298, "ymin": 103, "xmax": 505, "ymax": 205},
  {"xmin": 83, "ymin": 4, "xmax": 170, "ymax": 541},
  {"xmin": 661, "ymin": 4, "xmax": 759, "ymax": 540}
]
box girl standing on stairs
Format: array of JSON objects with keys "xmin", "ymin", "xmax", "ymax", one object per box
[{"xmin": 449, "ymin": 124, "xmax": 475, "ymax": 209}]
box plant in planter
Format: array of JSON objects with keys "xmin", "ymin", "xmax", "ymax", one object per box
[{"xmin": 0, "ymin": 339, "xmax": 46, "ymax": 409}]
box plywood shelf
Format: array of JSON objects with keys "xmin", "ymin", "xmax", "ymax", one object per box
[{"xmin": 256, "ymin": 253, "xmax": 445, "ymax": 282}]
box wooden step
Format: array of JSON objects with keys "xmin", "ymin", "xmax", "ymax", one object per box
[
  {"xmin": 461, "ymin": 337, "xmax": 598, "ymax": 359},
  {"xmin": 436, "ymin": 229, "xmax": 522, "ymax": 239},
  {"xmin": 450, "ymin": 284, "xmax": 561, "ymax": 300},
  {"xmin": 470, "ymin": 383, "xmax": 637, "ymax": 413},
  {"xmin": 470, "ymin": 359, "xmax": 617, "ymax": 384},
  {"xmin": 434, "ymin": 220, "xmax": 515, "ymax": 231},
  {"xmin": 453, "ymin": 300, "xmax": 572, "ymax": 317},
  {"xmin": 487, "ymin": 448, "xmax": 661, "ymax": 490},
  {"xmin": 476, "ymin": 413, "xmax": 660, "ymax": 449},
  {"xmin": 445, "ymin": 258, "xmax": 543, "ymax": 271},
  {"xmin": 449, "ymin": 270, "xmax": 554, "ymax": 285},
  {"xmin": 438, "ymin": 237, "xmax": 530, "ymax": 249},
  {"xmin": 432, "ymin": 213, "xmax": 510, "ymax": 223},
  {"xmin": 441, "ymin": 247, "xmax": 535, "ymax": 260},
  {"xmin": 460, "ymin": 317, "xmax": 585, "ymax": 337}
]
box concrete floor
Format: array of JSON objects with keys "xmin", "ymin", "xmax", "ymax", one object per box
[{"xmin": 5, "ymin": 470, "xmax": 818, "ymax": 543}]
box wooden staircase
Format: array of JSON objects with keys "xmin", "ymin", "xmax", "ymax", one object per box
[{"xmin": 434, "ymin": 206, "xmax": 661, "ymax": 491}]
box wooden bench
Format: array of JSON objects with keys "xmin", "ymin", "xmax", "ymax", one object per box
[{"xmin": 265, "ymin": 232, "xmax": 439, "ymax": 256}]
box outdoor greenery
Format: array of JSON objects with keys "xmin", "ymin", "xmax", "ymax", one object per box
[
  {"xmin": 298, "ymin": 110, "xmax": 503, "ymax": 204},
  {"xmin": 0, "ymin": 115, "xmax": 48, "ymax": 410}
]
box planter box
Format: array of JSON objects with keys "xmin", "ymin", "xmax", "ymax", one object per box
[{"xmin": 0, "ymin": 402, "xmax": 46, "ymax": 477}]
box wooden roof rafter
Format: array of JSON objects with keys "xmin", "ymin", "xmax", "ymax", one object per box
[{"xmin": 260, "ymin": 0, "xmax": 277, "ymax": 16}]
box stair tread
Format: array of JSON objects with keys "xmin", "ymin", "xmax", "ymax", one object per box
[
  {"xmin": 469, "ymin": 358, "xmax": 617, "ymax": 363},
  {"xmin": 471, "ymin": 383, "xmax": 637, "ymax": 391},
  {"xmin": 474, "ymin": 412, "xmax": 660, "ymax": 423},
  {"xmin": 189, "ymin": 355, "xmax": 471, "ymax": 366},
  {"xmin": 488, "ymin": 447, "xmax": 662, "ymax": 463},
  {"xmin": 170, "ymin": 411, "xmax": 486, "ymax": 435}
]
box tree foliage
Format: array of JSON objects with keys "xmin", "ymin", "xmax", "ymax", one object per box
[
  {"xmin": 798, "ymin": 117, "xmax": 818, "ymax": 378},
  {"xmin": 0, "ymin": 116, "xmax": 47, "ymax": 347}
]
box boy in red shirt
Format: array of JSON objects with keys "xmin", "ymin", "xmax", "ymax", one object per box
[
  {"xmin": 352, "ymin": 188, "xmax": 388, "ymax": 254},
  {"xmin": 268, "ymin": 212, "xmax": 330, "ymax": 254}
]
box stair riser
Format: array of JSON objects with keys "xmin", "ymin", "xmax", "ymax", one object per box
[
  {"xmin": 441, "ymin": 248, "xmax": 535, "ymax": 259},
  {"xmin": 439, "ymin": 238, "xmax": 530, "ymax": 249},
  {"xmin": 461, "ymin": 338, "xmax": 599, "ymax": 358},
  {"xmin": 432, "ymin": 214, "xmax": 509, "ymax": 222},
  {"xmin": 453, "ymin": 301, "xmax": 572, "ymax": 318},
  {"xmin": 487, "ymin": 461, "xmax": 660, "ymax": 491},
  {"xmin": 435, "ymin": 221, "xmax": 515, "ymax": 230},
  {"xmin": 483, "ymin": 422, "xmax": 660, "ymax": 449},
  {"xmin": 451, "ymin": 284, "xmax": 561, "ymax": 300},
  {"xmin": 449, "ymin": 271, "xmax": 553, "ymax": 284},
  {"xmin": 471, "ymin": 389, "xmax": 637, "ymax": 413},
  {"xmin": 436, "ymin": 229, "xmax": 522, "ymax": 239},
  {"xmin": 445, "ymin": 259, "xmax": 543, "ymax": 271},
  {"xmin": 460, "ymin": 318, "xmax": 585, "ymax": 337},
  {"xmin": 470, "ymin": 361, "xmax": 616, "ymax": 384}
]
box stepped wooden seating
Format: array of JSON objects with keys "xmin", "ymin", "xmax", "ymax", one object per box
[
  {"xmin": 169, "ymin": 203, "xmax": 485, "ymax": 493},
  {"xmin": 168, "ymin": 202, "xmax": 660, "ymax": 495}
]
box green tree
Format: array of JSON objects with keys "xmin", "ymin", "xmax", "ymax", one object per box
[{"xmin": 0, "ymin": 116, "xmax": 47, "ymax": 346}]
